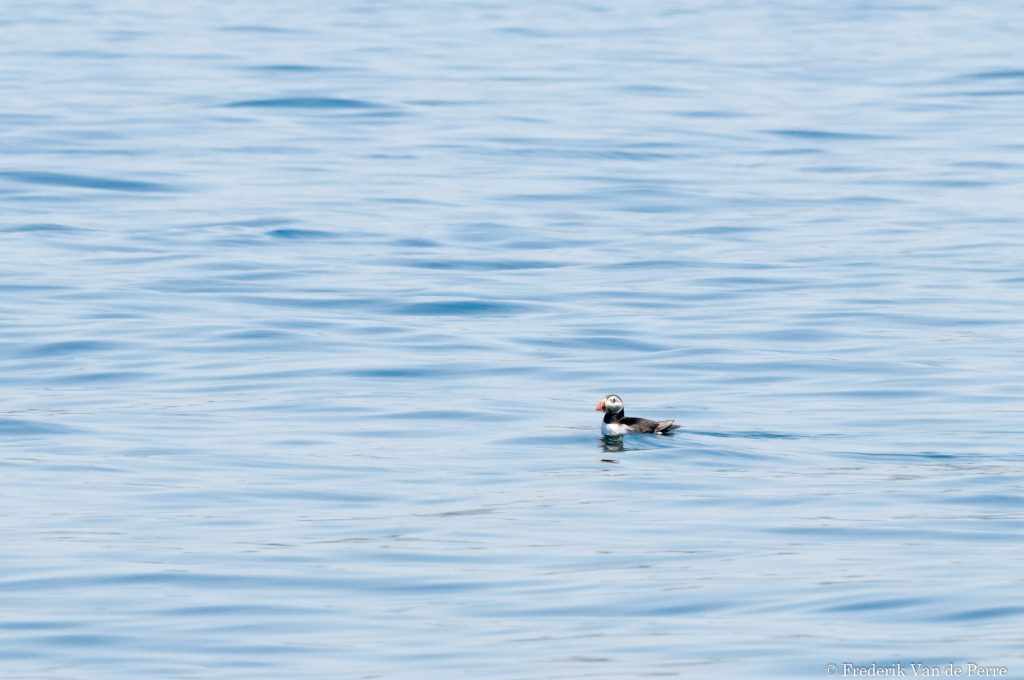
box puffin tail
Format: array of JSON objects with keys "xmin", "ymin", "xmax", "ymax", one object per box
[{"xmin": 655, "ymin": 420, "xmax": 680, "ymax": 434}]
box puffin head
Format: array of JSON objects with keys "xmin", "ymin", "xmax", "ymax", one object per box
[{"xmin": 596, "ymin": 394, "xmax": 624, "ymax": 414}]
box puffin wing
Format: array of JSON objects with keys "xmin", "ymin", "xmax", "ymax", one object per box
[{"xmin": 620, "ymin": 417, "xmax": 662, "ymax": 433}]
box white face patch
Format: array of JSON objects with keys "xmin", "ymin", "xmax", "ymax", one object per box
[{"xmin": 604, "ymin": 395, "xmax": 624, "ymax": 414}]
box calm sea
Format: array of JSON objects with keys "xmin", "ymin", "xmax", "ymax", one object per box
[{"xmin": 2, "ymin": 2, "xmax": 1022, "ymax": 678}]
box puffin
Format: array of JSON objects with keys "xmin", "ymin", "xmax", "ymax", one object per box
[{"xmin": 596, "ymin": 394, "xmax": 680, "ymax": 436}]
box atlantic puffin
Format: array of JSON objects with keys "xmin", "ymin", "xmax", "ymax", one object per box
[{"xmin": 596, "ymin": 394, "xmax": 680, "ymax": 435}]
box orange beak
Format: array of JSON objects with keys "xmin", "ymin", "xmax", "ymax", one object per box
[{"xmin": 596, "ymin": 399, "xmax": 605, "ymax": 412}]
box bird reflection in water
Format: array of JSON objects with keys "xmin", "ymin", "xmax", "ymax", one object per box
[{"xmin": 600, "ymin": 434, "xmax": 624, "ymax": 462}]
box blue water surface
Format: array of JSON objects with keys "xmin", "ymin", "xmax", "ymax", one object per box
[{"xmin": 2, "ymin": 2, "xmax": 1023, "ymax": 678}]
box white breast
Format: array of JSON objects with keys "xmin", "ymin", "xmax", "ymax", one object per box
[{"xmin": 601, "ymin": 421, "xmax": 631, "ymax": 436}]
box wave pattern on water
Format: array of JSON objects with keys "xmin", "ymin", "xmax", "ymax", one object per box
[{"xmin": 1, "ymin": 1, "xmax": 1023, "ymax": 679}]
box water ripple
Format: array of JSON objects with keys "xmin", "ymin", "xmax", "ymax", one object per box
[
  {"xmin": 0, "ymin": 171, "xmax": 175, "ymax": 192},
  {"xmin": 0, "ymin": 417, "xmax": 80, "ymax": 437},
  {"xmin": 224, "ymin": 97, "xmax": 386, "ymax": 110}
]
